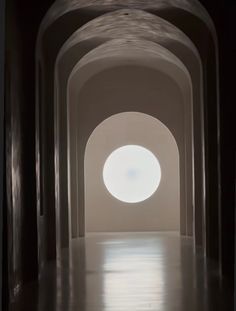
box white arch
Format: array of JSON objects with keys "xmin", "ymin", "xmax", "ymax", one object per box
[
  {"xmin": 54, "ymin": 11, "xmax": 200, "ymax": 250},
  {"xmin": 67, "ymin": 39, "xmax": 192, "ymax": 244},
  {"xmin": 84, "ymin": 111, "xmax": 180, "ymax": 233},
  {"xmin": 35, "ymin": 0, "xmax": 219, "ymax": 265}
]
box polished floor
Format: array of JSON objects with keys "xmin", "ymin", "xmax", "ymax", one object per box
[{"xmin": 12, "ymin": 232, "xmax": 234, "ymax": 311}]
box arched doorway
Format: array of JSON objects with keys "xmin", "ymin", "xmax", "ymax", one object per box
[
  {"xmin": 66, "ymin": 40, "xmax": 192, "ymax": 245},
  {"xmin": 85, "ymin": 112, "xmax": 180, "ymax": 234}
]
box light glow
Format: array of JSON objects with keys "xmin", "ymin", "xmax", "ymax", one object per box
[{"xmin": 103, "ymin": 145, "xmax": 161, "ymax": 203}]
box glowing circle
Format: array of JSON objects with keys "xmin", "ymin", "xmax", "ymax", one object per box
[{"xmin": 103, "ymin": 145, "xmax": 161, "ymax": 203}]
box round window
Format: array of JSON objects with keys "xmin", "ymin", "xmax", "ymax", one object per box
[{"xmin": 103, "ymin": 145, "xmax": 161, "ymax": 203}]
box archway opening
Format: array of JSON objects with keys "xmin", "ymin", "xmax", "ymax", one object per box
[{"xmin": 84, "ymin": 112, "xmax": 180, "ymax": 234}]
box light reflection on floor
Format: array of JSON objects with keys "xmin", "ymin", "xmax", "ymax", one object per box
[
  {"xmin": 11, "ymin": 232, "xmax": 234, "ymax": 311},
  {"xmin": 102, "ymin": 238, "xmax": 165, "ymax": 310}
]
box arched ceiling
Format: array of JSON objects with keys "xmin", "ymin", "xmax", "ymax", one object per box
[
  {"xmin": 61, "ymin": 9, "xmax": 199, "ymax": 52},
  {"xmin": 70, "ymin": 39, "xmax": 191, "ymax": 90},
  {"xmin": 38, "ymin": 0, "xmax": 216, "ymax": 40}
]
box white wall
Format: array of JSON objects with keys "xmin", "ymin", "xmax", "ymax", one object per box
[{"xmin": 85, "ymin": 112, "xmax": 180, "ymax": 232}]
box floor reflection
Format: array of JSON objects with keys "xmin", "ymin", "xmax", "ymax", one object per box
[
  {"xmin": 11, "ymin": 232, "xmax": 234, "ymax": 311},
  {"xmin": 102, "ymin": 237, "xmax": 165, "ymax": 310}
]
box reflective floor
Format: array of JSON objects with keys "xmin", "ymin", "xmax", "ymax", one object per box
[{"xmin": 12, "ymin": 233, "xmax": 234, "ymax": 311}]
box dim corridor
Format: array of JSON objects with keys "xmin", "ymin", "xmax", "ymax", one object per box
[{"xmin": 11, "ymin": 233, "xmax": 233, "ymax": 311}]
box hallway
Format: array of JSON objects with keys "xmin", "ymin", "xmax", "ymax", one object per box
[
  {"xmin": 12, "ymin": 233, "xmax": 233, "ymax": 311},
  {"xmin": 2, "ymin": 0, "xmax": 236, "ymax": 310}
]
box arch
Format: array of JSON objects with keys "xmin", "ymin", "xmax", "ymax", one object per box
[
  {"xmin": 36, "ymin": 0, "xmax": 220, "ymax": 266},
  {"xmin": 67, "ymin": 39, "xmax": 193, "ymax": 246},
  {"xmin": 84, "ymin": 112, "xmax": 180, "ymax": 233},
  {"xmin": 55, "ymin": 10, "xmax": 200, "ymax": 250}
]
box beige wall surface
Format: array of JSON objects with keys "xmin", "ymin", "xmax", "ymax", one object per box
[{"xmin": 85, "ymin": 112, "xmax": 180, "ymax": 232}]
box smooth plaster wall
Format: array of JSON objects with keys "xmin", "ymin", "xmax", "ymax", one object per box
[{"xmin": 85, "ymin": 112, "xmax": 180, "ymax": 232}]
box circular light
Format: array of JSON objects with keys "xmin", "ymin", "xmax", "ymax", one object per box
[{"xmin": 103, "ymin": 145, "xmax": 161, "ymax": 203}]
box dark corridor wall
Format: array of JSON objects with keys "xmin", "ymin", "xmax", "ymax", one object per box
[
  {"xmin": 0, "ymin": 0, "xmax": 5, "ymax": 309},
  {"xmin": 216, "ymin": 2, "xmax": 236, "ymax": 280},
  {"xmin": 4, "ymin": 0, "xmax": 54, "ymax": 304},
  {"xmin": 199, "ymin": 0, "xmax": 236, "ymax": 280},
  {"xmin": 3, "ymin": 0, "xmax": 236, "ymax": 307}
]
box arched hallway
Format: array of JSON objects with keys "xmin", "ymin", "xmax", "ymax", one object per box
[{"xmin": 1, "ymin": 0, "xmax": 236, "ymax": 310}]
